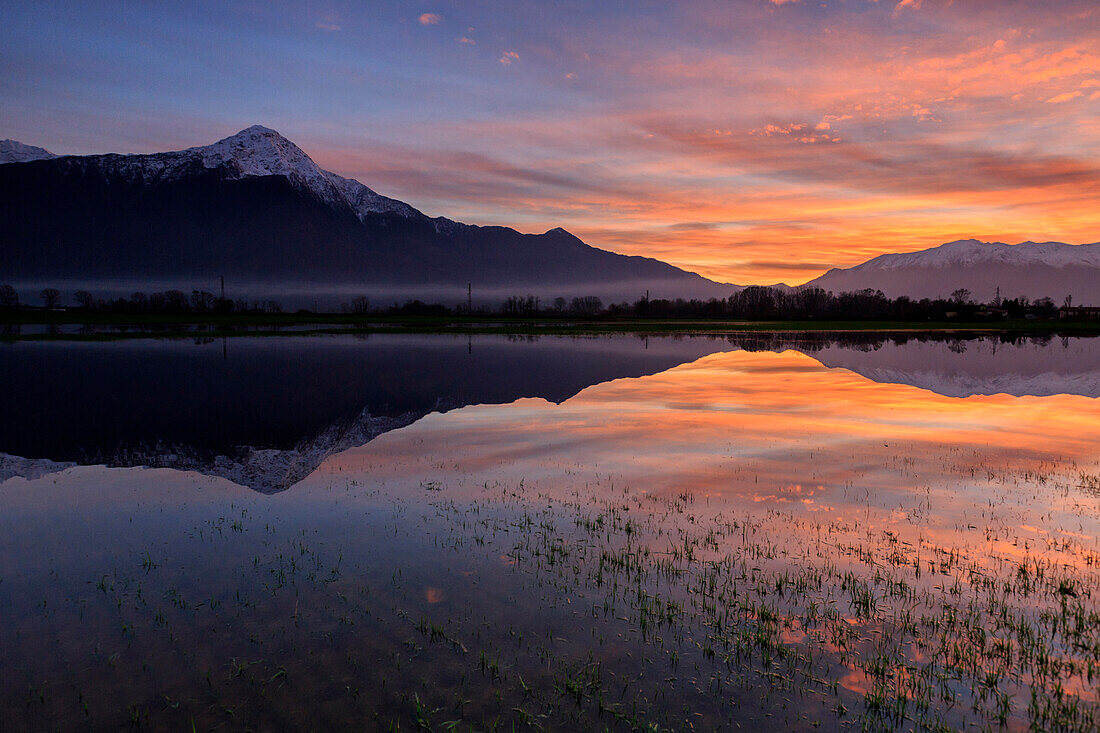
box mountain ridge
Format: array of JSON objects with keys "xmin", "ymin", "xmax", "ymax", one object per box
[
  {"xmin": 0, "ymin": 126, "xmax": 732, "ymax": 303},
  {"xmin": 0, "ymin": 139, "xmax": 57, "ymax": 164},
  {"xmin": 801, "ymin": 239, "xmax": 1100, "ymax": 303},
  {"xmin": 3, "ymin": 127, "xmax": 1096, "ymax": 305}
]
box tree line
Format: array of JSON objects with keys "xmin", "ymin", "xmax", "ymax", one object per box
[
  {"xmin": 0, "ymin": 285, "xmax": 284, "ymax": 314},
  {"xmin": 0, "ymin": 283, "xmax": 1078, "ymax": 321}
]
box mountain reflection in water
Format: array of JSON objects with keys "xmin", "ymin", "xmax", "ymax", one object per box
[
  {"xmin": 3, "ymin": 333, "xmax": 1100, "ymax": 730},
  {"xmin": 0, "ymin": 332, "xmax": 1097, "ymax": 492}
]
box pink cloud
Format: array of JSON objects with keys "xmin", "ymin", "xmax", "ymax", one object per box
[
  {"xmin": 500, "ymin": 51, "xmax": 520, "ymax": 65},
  {"xmin": 1047, "ymin": 90, "xmax": 1083, "ymax": 103},
  {"xmin": 418, "ymin": 13, "xmax": 442, "ymax": 25}
]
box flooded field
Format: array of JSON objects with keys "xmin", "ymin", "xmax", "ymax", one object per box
[{"xmin": 2, "ymin": 333, "xmax": 1100, "ymax": 730}]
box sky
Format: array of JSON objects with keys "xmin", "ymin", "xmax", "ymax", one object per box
[{"xmin": 2, "ymin": 0, "xmax": 1099, "ymax": 285}]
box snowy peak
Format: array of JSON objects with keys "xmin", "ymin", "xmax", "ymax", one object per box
[
  {"xmin": 0, "ymin": 139, "xmax": 57, "ymax": 164},
  {"xmin": 805, "ymin": 238, "xmax": 1100, "ymax": 303},
  {"xmin": 198, "ymin": 125, "xmax": 323, "ymax": 181},
  {"xmin": 192, "ymin": 126, "xmax": 421, "ymax": 219},
  {"xmin": 1, "ymin": 125, "xmax": 422, "ymax": 221},
  {"xmin": 855, "ymin": 239, "xmax": 1100, "ymax": 271}
]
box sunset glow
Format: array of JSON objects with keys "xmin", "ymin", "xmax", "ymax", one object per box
[
  {"xmin": 3, "ymin": 1, "xmax": 1099, "ymax": 283},
  {"xmin": 316, "ymin": 348, "xmax": 1100, "ymax": 515}
]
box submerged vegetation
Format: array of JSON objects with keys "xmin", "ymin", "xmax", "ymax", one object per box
[
  {"xmin": 1, "ymin": 337, "xmax": 1099, "ymax": 730},
  {"xmin": 2, "ymin": 453, "xmax": 1099, "ymax": 730}
]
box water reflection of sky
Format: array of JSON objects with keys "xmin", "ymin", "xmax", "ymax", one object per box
[
  {"xmin": 308, "ymin": 349, "xmax": 1100, "ymax": 549},
  {"xmin": 5, "ymin": 343, "xmax": 1100, "ymax": 730}
]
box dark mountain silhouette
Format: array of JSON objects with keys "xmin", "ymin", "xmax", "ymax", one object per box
[
  {"xmin": 0, "ymin": 126, "xmax": 731, "ymax": 302},
  {"xmin": 0, "ymin": 334, "xmax": 730, "ymax": 492}
]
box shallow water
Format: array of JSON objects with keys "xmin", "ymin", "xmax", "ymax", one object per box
[{"xmin": 2, "ymin": 333, "xmax": 1099, "ymax": 730}]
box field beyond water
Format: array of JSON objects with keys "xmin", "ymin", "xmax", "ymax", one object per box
[
  {"xmin": 4, "ymin": 310, "xmax": 1100, "ymax": 341},
  {"xmin": 2, "ymin": 333, "xmax": 1099, "ymax": 730}
]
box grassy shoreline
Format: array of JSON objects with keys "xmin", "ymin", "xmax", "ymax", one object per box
[{"xmin": 3, "ymin": 311, "xmax": 1100, "ymax": 341}]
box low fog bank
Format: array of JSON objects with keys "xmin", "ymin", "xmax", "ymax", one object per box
[{"xmin": 3, "ymin": 278, "xmax": 735, "ymax": 312}]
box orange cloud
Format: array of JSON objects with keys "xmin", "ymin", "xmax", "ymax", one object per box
[
  {"xmin": 418, "ymin": 12, "xmax": 442, "ymax": 25},
  {"xmin": 1047, "ymin": 91, "xmax": 1083, "ymax": 103},
  {"xmin": 305, "ymin": 2, "xmax": 1100, "ymax": 285}
]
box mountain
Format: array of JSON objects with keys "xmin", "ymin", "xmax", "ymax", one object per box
[
  {"xmin": 0, "ymin": 139, "xmax": 56, "ymax": 164},
  {"xmin": 0, "ymin": 125, "xmax": 731, "ymax": 304},
  {"xmin": 0, "ymin": 334, "xmax": 729, "ymax": 492},
  {"xmin": 804, "ymin": 239, "xmax": 1100, "ymax": 304},
  {"xmin": 800, "ymin": 335, "xmax": 1100, "ymax": 398}
]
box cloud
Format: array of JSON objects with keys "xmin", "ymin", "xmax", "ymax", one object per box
[
  {"xmin": 1047, "ymin": 90, "xmax": 1083, "ymax": 103},
  {"xmin": 295, "ymin": 2, "xmax": 1100, "ymax": 284},
  {"xmin": 745, "ymin": 260, "xmax": 838, "ymax": 272},
  {"xmin": 315, "ymin": 14, "xmax": 340, "ymax": 31},
  {"xmin": 749, "ymin": 122, "xmax": 837, "ymax": 143},
  {"xmin": 457, "ymin": 37, "xmax": 476, "ymax": 45},
  {"xmin": 418, "ymin": 13, "xmax": 442, "ymax": 25}
]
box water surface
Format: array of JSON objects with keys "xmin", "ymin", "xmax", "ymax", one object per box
[{"xmin": 2, "ymin": 333, "xmax": 1099, "ymax": 730}]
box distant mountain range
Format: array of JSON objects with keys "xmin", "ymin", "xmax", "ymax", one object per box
[
  {"xmin": 1, "ymin": 126, "xmax": 1097, "ymax": 305},
  {"xmin": 0, "ymin": 126, "xmax": 729, "ymax": 304},
  {"xmin": 801, "ymin": 239, "xmax": 1100, "ymax": 304}
]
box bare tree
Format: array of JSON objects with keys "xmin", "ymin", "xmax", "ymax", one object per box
[
  {"xmin": 0, "ymin": 284, "xmax": 18, "ymax": 309},
  {"xmin": 190, "ymin": 290, "xmax": 215, "ymax": 312},
  {"xmin": 950, "ymin": 288, "xmax": 972, "ymax": 305},
  {"xmin": 570, "ymin": 296, "xmax": 603, "ymax": 317},
  {"xmin": 164, "ymin": 290, "xmax": 189, "ymax": 312},
  {"xmin": 40, "ymin": 287, "xmax": 61, "ymax": 309},
  {"xmin": 74, "ymin": 290, "xmax": 96, "ymax": 310}
]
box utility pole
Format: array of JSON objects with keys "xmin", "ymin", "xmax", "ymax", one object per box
[
  {"xmin": 467, "ymin": 283, "xmax": 472, "ymax": 315},
  {"xmin": 220, "ymin": 275, "xmax": 225, "ymax": 301}
]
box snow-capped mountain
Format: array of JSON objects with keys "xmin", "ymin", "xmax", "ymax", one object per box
[
  {"xmin": 2, "ymin": 126, "xmax": 421, "ymax": 220},
  {"xmin": 0, "ymin": 125, "xmax": 729, "ymax": 302},
  {"xmin": 804, "ymin": 239, "xmax": 1100, "ymax": 304},
  {"xmin": 157, "ymin": 125, "xmax": 422, "ymax": 220},
  {"xmin": 0, "ymin": 139, "xmax": 56, "ymax": 163},
  {"xmin": 841, "ymin": 239, "xmax": 1100, "ymax": 270}
]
